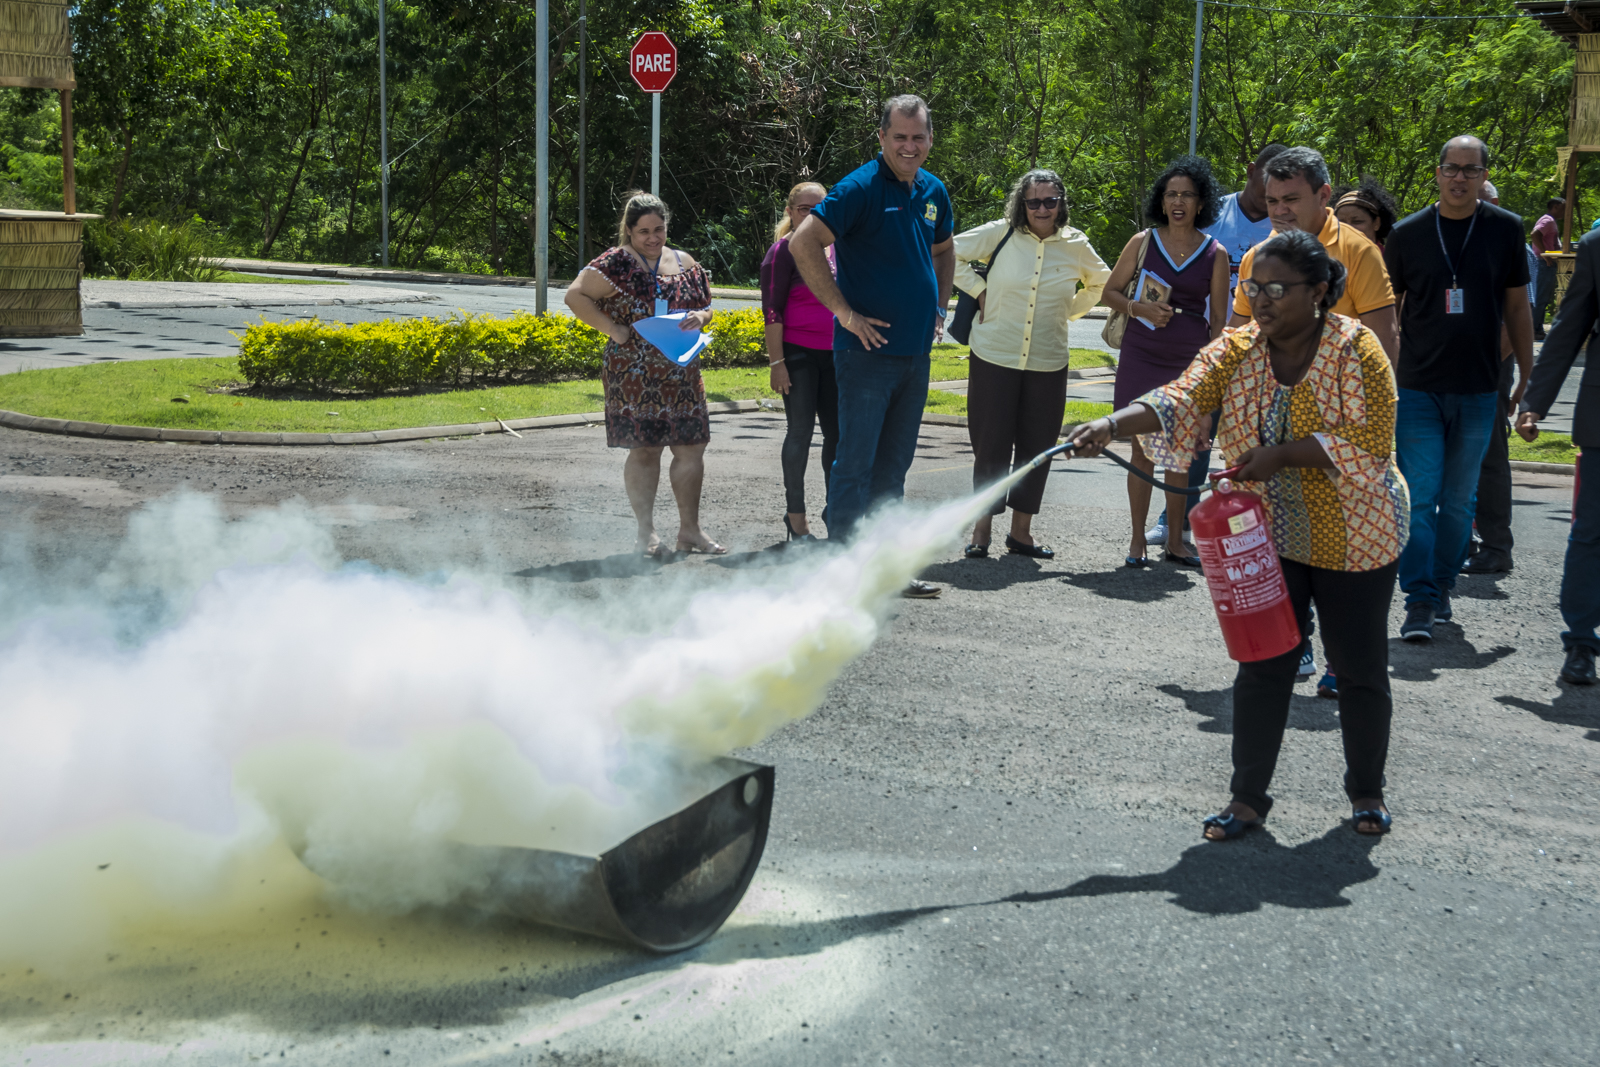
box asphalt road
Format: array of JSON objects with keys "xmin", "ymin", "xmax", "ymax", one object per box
[{"xmin": 0, "ymin": 412, "xmax": 1594, "ymax": 1066}]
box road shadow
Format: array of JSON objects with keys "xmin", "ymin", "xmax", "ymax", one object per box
[
  {"xmin": 1060, "ymin": 565, "xmax": 1198, "ymax": 603},
  {"xmin": 1156, "ymin": 682, "xmax": 1338, "ymax": 734},
  {"xmin": 1497, "ymin": 690, "xmax": 1600, "ymax": 741},
  {"xmin": 1007, "ymin": 827, "xmax": 1382, "ymax": 914},
  {"xmin": 1388, "ymin": 632, "xmax": 1514, "ymax": 682},
  {"xmin": 513, "ymin": 553, "xmax": 669, "ymax": 581},
  {"xmin": 1452, "ymin": 572, "xmax": 1511, "ymax": 602},
  {"xmin": 920, "ymin": 556, "xmax": 1060, "ymax": 591}
]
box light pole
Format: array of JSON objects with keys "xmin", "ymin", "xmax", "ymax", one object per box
[
  {"xmin": 1188, "ymin": 0, "xmax": 1203, "ymax": 156},
  {"xmin": 378, "ymin": 0, "xmax": 389, "ymax": 267},
  {"xmin": 535, "ymin": 0, "xmax": 549, "ymax": 313},
  {"xmin": 578, "ymin": 0, "xmax": 587, "ymax": 269}
]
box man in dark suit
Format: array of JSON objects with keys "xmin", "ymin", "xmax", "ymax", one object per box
[{"xmin": 1517, "ymin": 227, "xmax": 1600, "ymax": 685}]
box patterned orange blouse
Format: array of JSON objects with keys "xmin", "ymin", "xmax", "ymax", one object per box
[{"xmin": 1136, "ymin": 313, "xmax": 1410, "ymax": 572}]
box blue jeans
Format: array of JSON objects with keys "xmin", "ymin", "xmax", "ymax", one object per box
[
  {"xmin": 826, "ymin": 348, "xmax": 930, "ymax": 538},
  {"xmin": 1562, "ymin": 449, "xmax": 1600, "ymax": 652},
  {"xmin": 1395, "ymin": 388, "xmax": 1498, "ymax": 608}
]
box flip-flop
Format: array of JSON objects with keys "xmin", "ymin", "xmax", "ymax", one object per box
[
  {"xmin": 1351, "ymin": 808, "xmax": 1392, "ymax": 835},
  {"xmin": 1006, "ymin": 535, "xmax": 1054, "ymax": 559},
  {"xmin": 964, "ymin": 543, "xmax": 990, "ymax": 559},
  {"xmin": 1202, "ymin": 812, "xmax": 1264, "ymax": 841},
  {"xmin": 1125, "ymin": 555, "xmax": 1150, "ymax": 569}
]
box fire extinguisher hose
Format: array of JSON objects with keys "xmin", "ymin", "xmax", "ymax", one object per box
[{"xmin": 1029, "ymin": 441, "xmax": 1238, "ymax": 496}]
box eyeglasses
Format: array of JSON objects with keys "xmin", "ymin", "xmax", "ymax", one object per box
[
  {"xmin": 1242, "ymin": 279, "xmax": 1313, "ymax": 300},
  {"xmin": 1163, "ymin": 190, "xmax": 1199, "ymax": 202},
  {"xmin": 1438, "ymin": 164, "xmax": 1488, "ymax": 179},
  {"xmin": 1024, "ymin": 196, "xmax": 1062, "ymax": 210}
]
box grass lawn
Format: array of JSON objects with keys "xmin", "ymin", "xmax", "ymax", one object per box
[
  {"xmin": 925, "ymin": 387, "xmax": 1112, "ymax": 425},
  {"xmin": 0, "ymin": 357, "xmax": 1098, "ymax": 434},
  {"xmin": 928, "ymin": 343, "xmax": 1115, "ymax": 381},
  {"xmin": 1508, "ymin": 432, "xmax": 1578, "ymax": 465},
  {"xmin": 215, "ymin": 271, "xmax": 343, "ymax": 285}
]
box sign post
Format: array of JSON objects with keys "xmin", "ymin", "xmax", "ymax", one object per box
[{"xmin": 629, "ymin": 33, "xmax": 678, "ymax": 198}]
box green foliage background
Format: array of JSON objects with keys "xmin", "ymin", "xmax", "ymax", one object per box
[{"xmin": 2, "ymin": 1, "xmax": 1578, "ymax": 282}]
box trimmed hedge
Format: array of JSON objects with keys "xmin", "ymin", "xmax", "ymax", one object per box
[{"xmin": 236, "ymin": 307, "xmax": 768, "ymax": 393}]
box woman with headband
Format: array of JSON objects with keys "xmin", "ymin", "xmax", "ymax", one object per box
[{"xmin": 1332, "ymin": 179, "xmax": 1400, "ymax": 250}]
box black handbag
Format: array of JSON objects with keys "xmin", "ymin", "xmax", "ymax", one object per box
[{"xmin": 948, "ymin": 225, "xmax": 1015, "ymax": 346}]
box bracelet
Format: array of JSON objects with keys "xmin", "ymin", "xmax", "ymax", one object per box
[
  {"xmin": 1105, "ymin": 414, "xmax": 1119, "ymax": 437},
  {"xmin": 769, "ymin": 359, "xmax": 785, "ymax": 367},
  {"xmin": 846, "ymin": 310, "xmax": 855, "ymax": 329}
]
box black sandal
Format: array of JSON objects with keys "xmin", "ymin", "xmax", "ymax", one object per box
[
  {"xmin": 1164, "ymin": 551, "xmax": 1203, "ymax": 570},
  {"xmin": 964, "ymin": 543, "xmax": 990, "ymax": 559},
  {"xmin": 1006, "ymin": 535, "xmax": 1054, "ymax": 559}
]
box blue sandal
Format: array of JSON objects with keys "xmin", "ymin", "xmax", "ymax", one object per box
[
  {"xmin": 1351, "ymin": 808, "xmax": 1392, "ymax": 835},
  {"xmin": 1202, "ymin": 812, "xmax": 1264, "ymax": 840},
  {"xmin": 1125, "ymin": 555, "xmax": 1150, "ymax": 569}
]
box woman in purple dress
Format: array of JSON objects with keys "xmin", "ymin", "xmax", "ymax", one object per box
[{"xmin": 1102, "ymin": 155, "xmax": 1230, "ymax": 568}]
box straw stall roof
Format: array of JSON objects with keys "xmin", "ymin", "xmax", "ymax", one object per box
[
  {"xmin": 0, "ymin": 1, "xmax": 73, "ymax": 90},
  {"xmin": 0, "ymin": 219, "xmax": 81, "ymax": 244}
]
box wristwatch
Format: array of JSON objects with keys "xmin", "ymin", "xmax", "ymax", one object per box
[{"xmin": 934, "ymin": 306, "xmax": 948, "ymax": 320}]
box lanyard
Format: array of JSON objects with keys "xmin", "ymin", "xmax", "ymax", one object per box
[
  {"xmin": 1434, "ymin": 203, "xmax": 1478, "ymax": 289},
  {"xmin": 645, "ymin": 252, "xmax": 668, "ymax": 316}
]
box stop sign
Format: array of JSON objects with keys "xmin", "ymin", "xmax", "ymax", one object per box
[{"xmin": 629, "ymin": 32, "xmax": 677, "ymax": 93}]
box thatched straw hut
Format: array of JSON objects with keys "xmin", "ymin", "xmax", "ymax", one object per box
[{"xmin": 0, "ymin": 0, "xmax": 90, "ymax": 338}]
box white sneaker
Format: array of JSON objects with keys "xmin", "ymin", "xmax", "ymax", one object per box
[
  {"xmin": 1146, "ymin": 521, "xmax": 1168, "ymax": 546},
  {"xmin": 1296, "ymin": 646, "xmax": 1317, "ymax": 682}
]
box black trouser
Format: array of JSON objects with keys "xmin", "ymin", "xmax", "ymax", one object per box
[
  {"xmin": 1230, "ymin": 558, "xmax": 1398, "ymax": 817},
  {"xmin": 780, "ymin": 342, "xmax": 839, "ymax": 515},
  {"xmin": 1471, "ymin": 355, "xmax": 1515, "ymax": 556},
  {"xmin": 967, "ymin": 355, "xmax": 1069, "ymax": 516},
  {"xmin": 1533, "ymin": 257, "xmax": 1557, "ymax": 330}
]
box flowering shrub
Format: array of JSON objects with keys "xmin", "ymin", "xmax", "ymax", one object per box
[{"xmin": 236, "ymin": 307, "xmax": 767, "ymax": 393}]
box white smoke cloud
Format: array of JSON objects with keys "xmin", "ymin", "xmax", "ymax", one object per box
[{"xmin": 0, "ymin": 487, "xmax": 984, "ymax": 968}]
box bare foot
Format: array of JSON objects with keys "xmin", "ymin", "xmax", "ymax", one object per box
[{"xmin": 1203, "ymin": 801, "xmax": 1261, "ymax": 841}]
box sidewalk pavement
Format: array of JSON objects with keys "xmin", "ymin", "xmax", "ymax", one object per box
[{"xmin": 82, "ymin": 279, "xmax": 436, "ymax": 310}]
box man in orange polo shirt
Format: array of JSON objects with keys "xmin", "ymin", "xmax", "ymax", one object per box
[{"xmin": 1228, "ymin": 146, "xmax": 1399, "ymax": 364}]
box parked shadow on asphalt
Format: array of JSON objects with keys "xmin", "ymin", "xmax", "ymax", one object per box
[
  {"xmin": 1497, "ymin": 690, "xmax": 1600, "ymax": 742},
  {"xmin": 1388, "ymin": 632, "xmax": 1514, "ymax": 682},
  {"xmin": 920, "ymin": 557, "xmax": 1060, "ymax": 591},
  {"xmin": 1011, "ymin": 827, "xmax": 1382, "ymax": 914},
  {"xmin": 1156, "ymin": 682, "xmax": 1338, "ymax": 734},
  {"xmin": 1059, "ymin": 565, "xmax": 1198, "ymax": 603}
]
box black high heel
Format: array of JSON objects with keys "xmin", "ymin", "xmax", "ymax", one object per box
[{"xmin": 784, "ymin": 515, "xmax": 818, "ymax": 543}]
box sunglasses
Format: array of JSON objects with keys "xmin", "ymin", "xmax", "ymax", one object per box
[{"xmin": 1024, "ymin": 196, "xmax": 1063, "ymax": 211}]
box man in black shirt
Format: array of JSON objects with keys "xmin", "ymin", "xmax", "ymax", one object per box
[{"xmin": 1383, "ymin": 135, "xmax": 1534, "ymax": 642}]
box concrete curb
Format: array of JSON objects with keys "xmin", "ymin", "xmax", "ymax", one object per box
[
  {"xmin": 1509, "ymin": 459, "xmax": 1578, "ymax": 476},
  {"xmin": 217, "ymin": 258, "xmax": 765, "ymax": 302},
  {"xmin": 0, "ymin": 399, "xmax": 777, "ymax": 447}
]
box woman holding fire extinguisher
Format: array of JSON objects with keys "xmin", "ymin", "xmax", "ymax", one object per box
[{"xmin": 1067, "ymin": 231, "xmax": 1409, "ymax": 840}]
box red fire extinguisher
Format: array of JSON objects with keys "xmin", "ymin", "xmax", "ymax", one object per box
[{"xmin": 1189, "ymin": 470, "xmax": 1302, "ymax": 663}]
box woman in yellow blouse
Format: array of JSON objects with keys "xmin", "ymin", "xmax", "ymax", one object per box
[
  {"xmin": 1068, "ymin": 231, "xmax": 1409, "ymax": 840},
  {"xmin": 953, "ymin": 170, "xmax": 1110, "ymax": 558}
]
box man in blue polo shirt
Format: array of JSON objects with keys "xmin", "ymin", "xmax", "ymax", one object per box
[{"xmin": 790, "ymin": 94, "xmax": 955, "ymax": 595}]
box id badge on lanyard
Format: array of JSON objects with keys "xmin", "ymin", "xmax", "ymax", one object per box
[{"xmin": 1435, "ymin": 204, "xmax": 1477, "ymax": 316}]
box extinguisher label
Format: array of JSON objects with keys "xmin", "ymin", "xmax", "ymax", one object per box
[
  {"xmin": 1220, "ymin": 526, "xmax": 1270, "ymax": 556},
  {"xmin": 1199, "ymin": 524, "xmax": 1290, "ymax": 614},
  {"xmin": 1227, "ymin": 510, "xmax": 1259, "ymax": 535}
]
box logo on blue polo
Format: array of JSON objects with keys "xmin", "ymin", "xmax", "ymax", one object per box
[
  {"xmin": 884, "ymin": 206, "xmax": 900, "ymax": 212},
  {"xmin": 924, "ymin": 203, "xmax": 937, "ymax": 223}
]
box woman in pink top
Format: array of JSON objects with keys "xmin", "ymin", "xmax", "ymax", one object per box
[{"xmin": 761, "ymin": 181, "xmax": 838, "ymax": 542}]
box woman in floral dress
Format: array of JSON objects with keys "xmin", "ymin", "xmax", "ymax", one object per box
[{"xmin": 564, "ymin": 191, "xmax": 724, "ymax": 558}]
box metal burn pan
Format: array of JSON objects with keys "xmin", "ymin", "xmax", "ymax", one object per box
[{"xmin": 464, "ymin": 758, "xmax": 774, "ymax": 953}]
